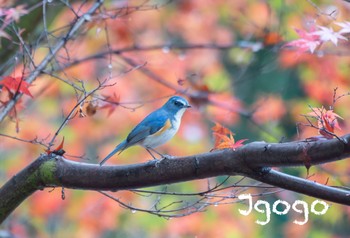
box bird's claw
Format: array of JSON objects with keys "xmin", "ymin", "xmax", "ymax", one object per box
[
  {"xmin": 154, "ymin": 159, "xmax": 161, "ymax": 168},
  {"xmin": 161, "ymin": 154, "xmax": 174, "ymax": 159},
  {"xmin": 153, "ymin": 154, "xmax": 174, "ymax": 167}
]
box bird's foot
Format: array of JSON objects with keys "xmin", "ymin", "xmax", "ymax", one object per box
[
  {"xmin": 154, "ymin": 158, "xmax": 162, "ymax": 168},
  {"xmin": 153, "ymin": 154, "xmax": 174, "ymax": 167},
  {"xmin": 161, "ymin": 154, "xmax": 174, "ymax": 159}
]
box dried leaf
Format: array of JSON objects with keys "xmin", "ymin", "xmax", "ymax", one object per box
[{"xmin": 86, "ymin": 102, "xmax": 98, "ymax": 116}]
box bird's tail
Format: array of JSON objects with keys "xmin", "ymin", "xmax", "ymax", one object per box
[{"xmin": 100, "ymin": 140, "xmax": 127, "ymax": 166}]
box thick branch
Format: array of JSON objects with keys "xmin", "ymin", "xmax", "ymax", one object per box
[
  {"xmin": 1, "ymin": 135, "xmax": 350, "ymax": 223},
  {"xmin": 241, "ymin": 134, "xmax": 350, "ymax": 167},
  {"xmin": 249, "ymin": 170, "xmax": 350, "ymax": 204},
  {"xmin": 0, "ymin": 157, "xmax": 56, "ymax": 223}
]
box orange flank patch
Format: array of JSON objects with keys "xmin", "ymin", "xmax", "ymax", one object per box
[{"xmin": 153, "ymin": 119, "xmax": 172, "ymax": 136}]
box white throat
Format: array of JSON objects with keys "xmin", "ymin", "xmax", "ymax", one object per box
[{"xmin": 173, "ymin": 108, "xmax": 187, "ymax": 124}]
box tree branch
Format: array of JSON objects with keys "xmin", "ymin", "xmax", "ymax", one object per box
[
  {"xmin": 1, "ymin": 134, "xmax": 350, "ymax": 223},
  {"xmin": 0, "ymin": 0, "xmax": 104, "ymax": 123},
  {"xmin": 249, "ymin": 169, "xmax": 350, "ymax": 204}
]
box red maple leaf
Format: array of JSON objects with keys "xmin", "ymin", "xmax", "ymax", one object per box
[
  {"xmin": 0, "ymin": 76, "xmax": 33, "ymax": 98},
  {"xmin": 308, "ymin": 106, "xmax": 342, "ymax": 139}
]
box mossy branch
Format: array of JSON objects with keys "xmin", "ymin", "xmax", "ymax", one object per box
[{"xmin": 1, "ymin": 135, "xmax": 350, "ymax": 224}]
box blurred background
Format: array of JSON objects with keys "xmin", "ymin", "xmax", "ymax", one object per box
[{"xmin": 0, "ymin": 0, "xmax": 350, "ymax": 237}]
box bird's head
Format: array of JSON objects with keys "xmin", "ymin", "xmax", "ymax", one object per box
[{"xmin": 163, "ymin": 96, "xmax": 191, "ymax": 118}]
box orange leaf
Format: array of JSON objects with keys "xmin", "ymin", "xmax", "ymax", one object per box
[
  {"xmin": 211, "ymin": 123, "xmax": 247, "ymax": 151},
  {"xmin": 214, "ymin": 133, "xmax": 247, "ymax": 150},
  {"xmin": 46, "ymin": 137, "xmax": 65, "ymax": 155},
  {"xmin": 211, "ymin": 123, "xmax": 231, "ymax": 148},
  {"xmin": 212, "ymin": 123, "xmax": 231, "ymax": 135},
  {"xmin": 55, "ymin": 137, "xmax": 65, "ymax": 151},
  {"xmin": 263, "ymin": 32, "xmax": 282, "ymax": 46},
  {"xmin": 0, "ymin": 76, "xmax": 33, "ymax": 98}
]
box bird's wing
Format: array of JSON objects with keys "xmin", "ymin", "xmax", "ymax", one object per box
[{"xmin": 126, "ymin": 109, "xmax": 168, "ymax": 145}]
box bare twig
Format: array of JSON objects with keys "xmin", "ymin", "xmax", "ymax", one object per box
[
  {"xmin": 0, "ymin": 0, "xmax": 105, "ymax": 123},
  {"xmin": 0, "ymin": 133, "xmax": 49, "ymax": 148}
]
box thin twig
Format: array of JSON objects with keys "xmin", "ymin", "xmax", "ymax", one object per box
[{"xmin": 0, "ymin": 0, "xmax": 105, "ymax": 123}]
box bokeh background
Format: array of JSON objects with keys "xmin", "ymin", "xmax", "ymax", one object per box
[{"xmin": 1, "ymin": 0, "xmax": 350, "ymax": 237}]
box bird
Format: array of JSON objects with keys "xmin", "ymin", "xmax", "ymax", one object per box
[{"xmin": 100, "ymin": 96, "xmax": 191, "ymax": 165}]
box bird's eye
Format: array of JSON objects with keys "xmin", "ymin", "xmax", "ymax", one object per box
[{"xmin": 174, "ymin": 101, "xmax": 183, "ymax": 107}]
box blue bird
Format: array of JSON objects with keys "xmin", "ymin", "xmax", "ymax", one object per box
[{"xmin": 100, "ymin": 96, "xmax": 191, "ymax": 165}]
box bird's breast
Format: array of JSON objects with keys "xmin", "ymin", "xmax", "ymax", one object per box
[{"xmin": 141, "ymin": 118, "xmax": 180, "ymax": 148}]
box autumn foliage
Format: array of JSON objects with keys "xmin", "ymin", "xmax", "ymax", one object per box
[
  {"xmin": 1, "ymin": 0, "xmax": 350, "ymax": 237},
  {"xmin": 211, "ymin": 123, "xmax": 247, "ymax": 151}
]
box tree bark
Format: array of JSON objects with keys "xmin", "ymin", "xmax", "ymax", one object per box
[{"xmin": 1, "ymin": 135, "xmax": 350, "ymax": 224}]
